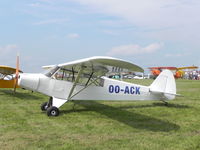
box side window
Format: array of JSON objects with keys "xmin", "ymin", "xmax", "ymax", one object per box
[
  {"xmin": 53, "ymin": 68, "xmax": 104, "ymax": 87},
  {"xmin": 44, "ymin": 66, "xmax": 59, "ymax": 77},
  {"xmin": 0, "ymin": 73, "xmax": 4, "ymax": 79},
  {"xmin": 99, "ymin": 78, "xmax": 105, "ymax": 87},
  {"xmin": 54, "ymin": 68, "xmax": 75, "ymax": 82}
]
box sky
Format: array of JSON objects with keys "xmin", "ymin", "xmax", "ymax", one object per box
[{"xmin": 0, "ymin": 0, "xmax": 200, "ymax": 73}]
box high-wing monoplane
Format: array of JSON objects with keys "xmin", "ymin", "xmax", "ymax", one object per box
[
  {"xmin": 17, "ymin": 56, "xmax": 177, "ymax": 116},
  {"xmin": 0, "ymin": 65, "xmax": 22, "ymax": 89}
]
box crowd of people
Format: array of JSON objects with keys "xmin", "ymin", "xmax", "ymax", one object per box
[{"xmin": 183, "ymin": 70, "xmax": 200, "ymax": 80}]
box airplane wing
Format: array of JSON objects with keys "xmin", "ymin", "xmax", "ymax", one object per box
[
  {"xmin": 0, "ymin": 66, "xmax": 22, "ymax": 75},
  {"xmin": 149, "ymin": 67, "xmax": 177, "ymax": 70},
  {"xmin": 43, "ymin": 56, "xmax": 144, "ymax": 77},
  {"xmin": 177, "ymin": 66, "xmax": 198, "ymax": 70}
]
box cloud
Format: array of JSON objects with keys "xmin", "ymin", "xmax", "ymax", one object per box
[
  {"xmin": 67, "ymin": 33, "xmax": 80, "ymax": 39},
  {"xmin": 72, "ymin": 0, "xmax": 200, "ymax": 27},
  {"xmin": 0, "ymin": 45, "xmax": 19, "ymax": 66},
  {"xmin": 28, "ymin": 3, "xmax": 41, "ymax": 7},
  {"xmin": 107, "ymin": 43, "xmax": 163, "ymax": 56},
  {"xmin": 33, "ymin": 18, "xmax": 69, "ymax": 25},
  {"xmin": 165, "ymin": 53, "xmax": 190, "ymax": 57},
  {"xmin": 70, "ymin": 0, "xmax": 200, "ymax": 45},
  {"xmin": 0, "ymin": 45, "xmax": 19, "ymax": 56}
]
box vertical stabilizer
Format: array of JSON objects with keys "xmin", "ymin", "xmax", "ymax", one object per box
[{"xmin": 150, "ymin": 70, "xmax": 176, "ymax": 100}]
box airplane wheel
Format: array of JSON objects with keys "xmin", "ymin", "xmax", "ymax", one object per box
[
  {"xmin": 47, "ymin": 106, "xmax": 59, "ymax": 117},
  {"xmin": 41, "ymin": 102, "xmax": 48, "ymax": 111}
]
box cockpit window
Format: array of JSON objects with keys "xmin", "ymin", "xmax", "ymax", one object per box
[
  {"xmin": 52, "ymin": 67, "xmax": 104, "ymax": 87},
  {"xmin": 53, "ymin": 68, "xmax": 75, "ymax": 82},
  {"xmin": 44, "ymin": 66, "xmax": 59, "ymax": 77},
  {"xmin": 0, "ymin": 73, "xmax": 14, "ymax": 80}
]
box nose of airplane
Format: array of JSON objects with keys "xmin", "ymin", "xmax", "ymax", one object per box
[{"xmin": 18, "ymin": 73, "xmax": 40, "ymax": 91}]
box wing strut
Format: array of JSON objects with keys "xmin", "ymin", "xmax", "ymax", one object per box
[
  {"xmin": 67, "ymin": 66, "xmax": 84, "ymax": 100},
  {"xmin": 69, "ymin": 77, "xmax": 100, "ymax": 100},
  {"xmin": 85, "ymin": 72, "xmax": 94, "ymax": 86}
]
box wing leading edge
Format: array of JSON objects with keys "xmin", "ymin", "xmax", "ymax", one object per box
[
  {"xmin": 43, "ymin": 56, "xmax": 144, "ymax": 76},
  {"xmin": 0, "ymin": 66, "xmax": 23, "ymax": 75}
]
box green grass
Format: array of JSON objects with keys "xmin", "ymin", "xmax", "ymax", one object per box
[{"xmin": 1, "ymin": 79, "xmax": 200, "ymax": 150}]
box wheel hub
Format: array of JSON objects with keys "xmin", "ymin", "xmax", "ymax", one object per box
[{"xmin": 51, "ymin": 110, "xmax": 56, "ymax": 116}]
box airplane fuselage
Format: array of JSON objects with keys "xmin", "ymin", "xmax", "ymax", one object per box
[{"xmin": 19, "ymin": 73, "xmax": 165, "ymax": 102}]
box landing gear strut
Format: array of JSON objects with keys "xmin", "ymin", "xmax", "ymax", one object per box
[
  {"xmin": 40, "ymin": 97, "xmax": 60, "ymax": 116},
  {"xmin": 40, "ymin": 97, "xmax": 52, "ymax": 111}
]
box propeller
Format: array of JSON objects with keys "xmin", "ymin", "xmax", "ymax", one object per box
[{"xmin": 14, "ymin": 54, "xmax": 20, "ymax": 93}]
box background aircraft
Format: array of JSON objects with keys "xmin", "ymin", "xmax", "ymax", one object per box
[
  {"xmin": 0, "ymin": 65, "xmax": 22, "ymax": 89},
  {"xmin": 149, "ymin": 66, "xmax": 198, "ymax": 79}
]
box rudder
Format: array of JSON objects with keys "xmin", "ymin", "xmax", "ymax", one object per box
[{"xmin": 150, "ymin": 70, "xmax": 176, "ymax": 100}]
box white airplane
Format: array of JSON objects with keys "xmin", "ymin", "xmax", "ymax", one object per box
[{"xmin": 17, "ymin": 56, "xmax": 176, "ymax": 117}]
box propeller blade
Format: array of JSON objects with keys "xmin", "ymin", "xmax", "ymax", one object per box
[{"xmin": 14, "ymin": 54, "xmax": 19, "ymax": 93}]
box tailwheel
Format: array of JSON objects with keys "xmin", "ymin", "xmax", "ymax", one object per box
[
  {"xmin": 47, "ymin": 106, "xmax": 59, "ymax": 117},
  {"xmin": 41, "ymin": 102, "xmax": 49, "ymax": 111}
]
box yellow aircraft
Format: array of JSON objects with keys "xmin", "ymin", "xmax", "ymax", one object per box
[
  {"xmin": 0, "ymin": 66, "xmax": 22, "ymax": 88},
  {"xmin": 175, "ymin": 66, "xmax": 198, "ymax": 78},
  {"xmin": 0, "ymin": 56, "xmax": 22, "ymax": 89}
]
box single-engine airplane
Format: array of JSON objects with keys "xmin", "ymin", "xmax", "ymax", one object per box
[
  {"xmin": 16, "ymin": 56, "xmax": 177, "ymax": 116},
  {"xmin": 0, "ymin": 65, "xmax": 22, "ymax": 89}
]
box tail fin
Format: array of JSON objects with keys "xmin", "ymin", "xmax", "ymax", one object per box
[{"xmin": 150, "ymin": 70, "xmax": 176, "ymax": 100}]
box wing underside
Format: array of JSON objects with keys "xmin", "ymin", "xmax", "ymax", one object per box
[{"xmin": 43, "ymin": 56, "xmax": 144, "ymax": 77}]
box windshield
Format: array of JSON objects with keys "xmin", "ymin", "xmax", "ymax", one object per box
[{"xmin": 43, "ymin": 66, "xmax": 59, "ymax": 77}]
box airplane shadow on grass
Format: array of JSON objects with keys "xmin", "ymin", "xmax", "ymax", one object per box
[
  {"xmin": 118, "ymin": 102, "xmax": 191, "ymax": 109},
  {"xmin": 0, "ymin": 89, "xmax": 42, "ymax": 100},
  {"xmin": 62, "ymin": 101, "xmax": 180, "ymax": 132},
  {"xmin": 152, "ymin": 102, "xmax": 190, "ymax": 108}
]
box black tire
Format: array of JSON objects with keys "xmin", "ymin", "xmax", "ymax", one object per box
[
  {"xmin": 41, "ymin": 102, "xmax": 48, "ymax": 111},
  {"xmin": 47, "ymin": 106, "xmax": 59, "ymax": 117}
]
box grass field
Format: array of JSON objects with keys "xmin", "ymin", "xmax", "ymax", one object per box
[{"xmin": 1, "ymin": 79, "xmax": 200, "ymax": 150}]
